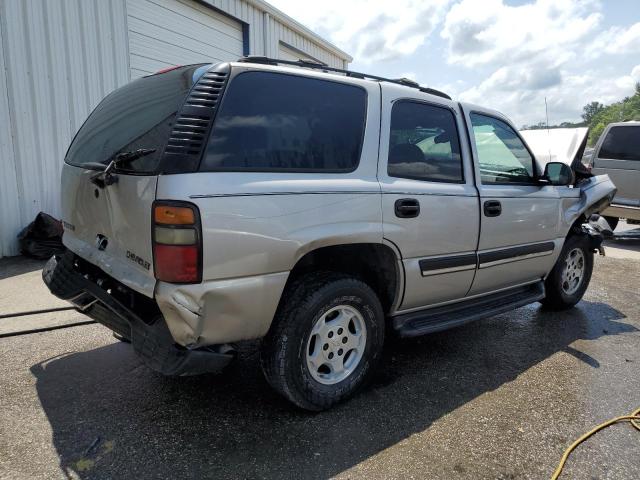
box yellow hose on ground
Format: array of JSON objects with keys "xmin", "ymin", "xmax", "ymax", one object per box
[{"xmin": 552, "ymin": 407, "xmax": 640, "ymax": 480}]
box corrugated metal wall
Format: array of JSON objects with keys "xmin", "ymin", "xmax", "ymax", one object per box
[
  {"xmin": 0, "ymin": 0, "xmax": 131, "ymax": 257},
  {"xmin": 264, "ymin": 13, "xmax": 346, "ymax": 68},
  {"xmin": 138, "ymin": 0, "xmax": 348, "ymax": 70},
  {"xmin": 127, "ymin": 0, "xmax": 245, "ymax": 78},
  {"xmin": 0, "ymin": 0, "xmax": 350, "ymax": 257}
]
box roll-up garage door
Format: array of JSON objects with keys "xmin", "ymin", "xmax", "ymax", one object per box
[
  {"xmin": 278, "ymin": 42, "xmax": 319, "ymax": 63},
  {"xmin": 127, "ymin": 0, "xmax": 244, "ymax": 79}
]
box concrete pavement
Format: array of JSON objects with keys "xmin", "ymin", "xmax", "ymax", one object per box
[{"xmin": 1, "ymin": 230, "xmax": 639, "ymax": 478}]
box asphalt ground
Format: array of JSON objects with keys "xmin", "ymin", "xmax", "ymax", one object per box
[{"xmin": 1, "ymin": 226, "xmax": 639, "ymax": 479}]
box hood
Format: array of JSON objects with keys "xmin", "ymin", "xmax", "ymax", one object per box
[{"xmin": 520, "ymin": 127, "xmax": 589, "ymax": 173}]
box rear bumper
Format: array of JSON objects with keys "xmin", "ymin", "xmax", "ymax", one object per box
[{"xmin": 42, "ymin": 252, "xmax": 233, "ymax": 375}]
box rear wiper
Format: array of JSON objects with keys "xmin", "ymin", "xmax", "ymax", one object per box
[{"xmin": 90, "ymin": 149, "xmax": 156, "ymax": 188}]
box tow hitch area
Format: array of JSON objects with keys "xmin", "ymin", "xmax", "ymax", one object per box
[{"xmin": 42, "ymin": 252, "xmax": 234, "ymax": 376}]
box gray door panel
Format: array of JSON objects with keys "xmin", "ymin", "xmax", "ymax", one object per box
[
  {"xmin": 469, "ymin": 238, "xmax": 562, "ymax": 295},
  {"xmin": 381, "ymin": 184, "xmax": 479, "ymax": 258},
  {"xmin": 476, "ymin": 185, "xmax": 561, "ymax": 250},
  {"xmin": 383, "ymin": 187, "xmax": 479, "ymax": 310},
  {"xmin": 592, "ymin": 163, "xmax": 640, "ymax": 207},
  {"xmin": 461, "ymin": 105, "xmax": 563, "ymax": 295},
  {"xmin": 379, "ymin": 86, "xmax": 480, "ymax": 311}
]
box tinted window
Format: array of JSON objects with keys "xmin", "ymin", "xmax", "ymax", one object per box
[
  {"xmin": 388, "ymin": 101, "xmax": 463, "ymax": 182},
  {"xmin": 599, "ymin": 126, "xmax": 640, "ymax": 160},
  {"xmin": 470, "ymin": 113, "xmax": 535, "ymax": 184},
  {"xmin": 201, "ymin": 72, "xmax": 367, "ymax": 172},
  {"xmin": 65, "ymin": 64, "xmax": 208, "ymax": 173}
]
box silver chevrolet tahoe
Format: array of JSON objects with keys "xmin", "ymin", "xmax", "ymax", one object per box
[{"xmin": 44, "ymin": 57, "xmax": 616, "ymax": 410}]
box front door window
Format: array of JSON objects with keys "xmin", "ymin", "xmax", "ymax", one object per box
[{"xmin": 470, "ymin": 113, "xmax": 535, "ymax": 185}]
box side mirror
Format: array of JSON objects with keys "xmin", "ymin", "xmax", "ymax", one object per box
[{"xmin": 542, "ymin": 162, "xmax": 574, "ymax": 186}]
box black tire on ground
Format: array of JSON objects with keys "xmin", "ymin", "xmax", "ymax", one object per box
[
  {"xmin": 603, "ymin": 216, "xmax": 619, "ymax": 231},
  {"xmin": 260, "ymin": 272, "xmax": 385, "ymax": 411},
  {"xmin": 113, "ymin": 332, "xmax": 131, "ymax": 343},
  {"xmin": 541, "ymin": 234, "xmax": 594, "ymax": 310}
]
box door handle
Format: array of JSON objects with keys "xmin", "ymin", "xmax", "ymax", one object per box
[
  {"xmin": 395, "ymin": 198, "xmax": 420, "ymax": 218},
  {"xmin": 483, "ymin": 200, "xmax": 502, "ymax": 217}
]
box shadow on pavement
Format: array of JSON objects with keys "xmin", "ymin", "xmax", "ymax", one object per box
[
  {"xmin": 606, "ymin": 226, "xmax": 640, "ymax": 254},
  {"xmin": 0, "ymin": 256, "xmax": 46, "ymax": 280},
  {"xmin": 31, "ymin": 300, "xmax": 636, "ymax": 479}
]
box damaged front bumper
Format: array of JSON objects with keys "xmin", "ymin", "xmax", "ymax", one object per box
[{"xmin": 42, "ymin": 252, "xmax": 233, "ymax": 376}]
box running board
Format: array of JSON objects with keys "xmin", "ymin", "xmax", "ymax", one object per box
[{"xmin": 392, "ymin": 281, "xmax": 545, "ymax": 338}]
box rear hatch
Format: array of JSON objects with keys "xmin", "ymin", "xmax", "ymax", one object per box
[{"xmin": 61, "ymin": 64, "xmax": 210, "ymax": 297}]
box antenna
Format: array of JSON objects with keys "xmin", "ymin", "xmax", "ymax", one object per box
[
  {"xmin": 545, "ymin": 97, "xmax": 550, "ymax": 130},
  {"xmin": 545, "ymin": 97, "xmax": 551, "ymax": 163}
]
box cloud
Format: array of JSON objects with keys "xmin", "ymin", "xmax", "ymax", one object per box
[
  {"xmin": 613, "ymin": 64, "xmax": 640, "ymax": 92},
  {"xmin": 268, "ymin": 0, "xmax": 452, "ymax": 63},
  {"xmin": 268, "ymin": 0, "xmax": 638, "ymax": 125},
  {"xmin": 439, "ymin": 0, "xmax": 638, "ymax": 126},
  {"xmin": 586, "ymin": 22, "xmax": 640, "ymax": 57},
  {"xmin": 458, "ymin": 65, "xmax": 640, "ymax": 127},
  {"xmin": 441, "ymin": 0, "xmax": 602, "ymax": 67}
]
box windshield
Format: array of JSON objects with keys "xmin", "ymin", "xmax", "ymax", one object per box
[{"xmin": 65, "ymin": 64, "xmax": 209, "ymax": 173}]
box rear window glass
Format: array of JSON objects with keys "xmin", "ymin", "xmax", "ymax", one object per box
[
  {"xmin": 200, "ymin": 72, "xmax": 367, "ymax": 172},
  {"xmin": 65, "ymin": 64, "xmax": 208, "ymax": 173},
  {"xmin": 599, "ymin": 126, "xmax": 640, "ymax": 160},
  {"xmin": 388, "ymin": 101, "xmax": 463, "ymax": 183}
]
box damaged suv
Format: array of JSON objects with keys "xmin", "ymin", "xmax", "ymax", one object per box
[{"xmin": 44, "ymin": 58, "xmax": 616, "ymax": 410}]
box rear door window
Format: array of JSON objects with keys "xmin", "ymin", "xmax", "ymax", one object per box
[
  {"xmin": 65, "ymin": 64, "xmax": 208, "ymax": 173},
  {"xmin": 599, "ymin": 126, "xmax": 640, "ymax": 161},
  {"xmin": 200, "ymin": 72, "xmax": 367, "ymax": 172},
  {"xmin": 388, "ymin": 101, "xmax": 463, "ymax": 183}
]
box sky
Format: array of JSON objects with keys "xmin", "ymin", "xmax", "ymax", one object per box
[{"xmin": 268, "ymin": 0, "xmax": 640, "ymax": 128}]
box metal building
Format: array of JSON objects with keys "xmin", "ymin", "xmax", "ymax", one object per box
[{"xmin": 0, "ymin": 0, "xmax": 351, "ymax": 257}]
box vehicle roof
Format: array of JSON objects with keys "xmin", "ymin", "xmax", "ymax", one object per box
[
  {"xmin": 605, "ymin": 121, "xmax": 640, "ymax": 127},
  {"xmin": 223, "ymin": 60, "xmax": 519, "ymax": 132},
  {"xmin": 228, "ymin": 57, "xmax": 452, "ymax": 101}
]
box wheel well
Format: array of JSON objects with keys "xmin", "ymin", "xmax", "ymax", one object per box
[
  {"xmin": 286, "ymin": 244, "xmax": 401, "ymax": 314},
  {"xmin": 569, "ymin": 214, "xmax": 588, "ymax": 236}
]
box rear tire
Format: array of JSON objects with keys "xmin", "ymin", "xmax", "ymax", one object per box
[
  {"xmin": 113, "ymin": 332, "xmax": 131, "ymax": 343},
  {"xmin": 541, "ymin": 235, "xmax": 593, "ymax": 310},
  {"xmin": 260, "ymin": 272, "xmax": 385, "ymax": 411}
]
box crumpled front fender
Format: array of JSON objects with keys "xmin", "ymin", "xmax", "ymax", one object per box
[{"xmin": 565, "ymin": 175, "xmax": 617, "ymax": 226}]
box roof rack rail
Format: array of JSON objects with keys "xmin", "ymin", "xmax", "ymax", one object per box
[{"xmin": 236, "ymin": 56, "xmax": 452, "ymax": 100}]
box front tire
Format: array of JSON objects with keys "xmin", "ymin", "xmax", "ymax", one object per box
[
  {"xmin": 260, "ymin": 272, "xmax": 385, "ymax": 411},
  {"xmin": 541, "ymin": 235, "xmax": 594, "ymax": 310}
]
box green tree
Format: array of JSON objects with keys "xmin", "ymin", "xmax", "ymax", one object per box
[
  {"xmin": 582, "ymin": 101, "xmax": 605, "ymax": 124},
  {"xmin": 585, "ymin": 84, "xmax": 640, "ymax": 146}
]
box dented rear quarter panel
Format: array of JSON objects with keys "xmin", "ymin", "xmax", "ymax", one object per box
[
  {"xmin": 154, "ymin": 175, "xmax": 384, "ymax": 346},
  {"xmin": 154, "ymin": 76, "xmax": 383, "ymax": 346}
]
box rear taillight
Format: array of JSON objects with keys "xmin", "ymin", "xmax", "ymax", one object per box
[{"xmin": 152, "ymin": 201, "xmax": 202, "ymax": 283}]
